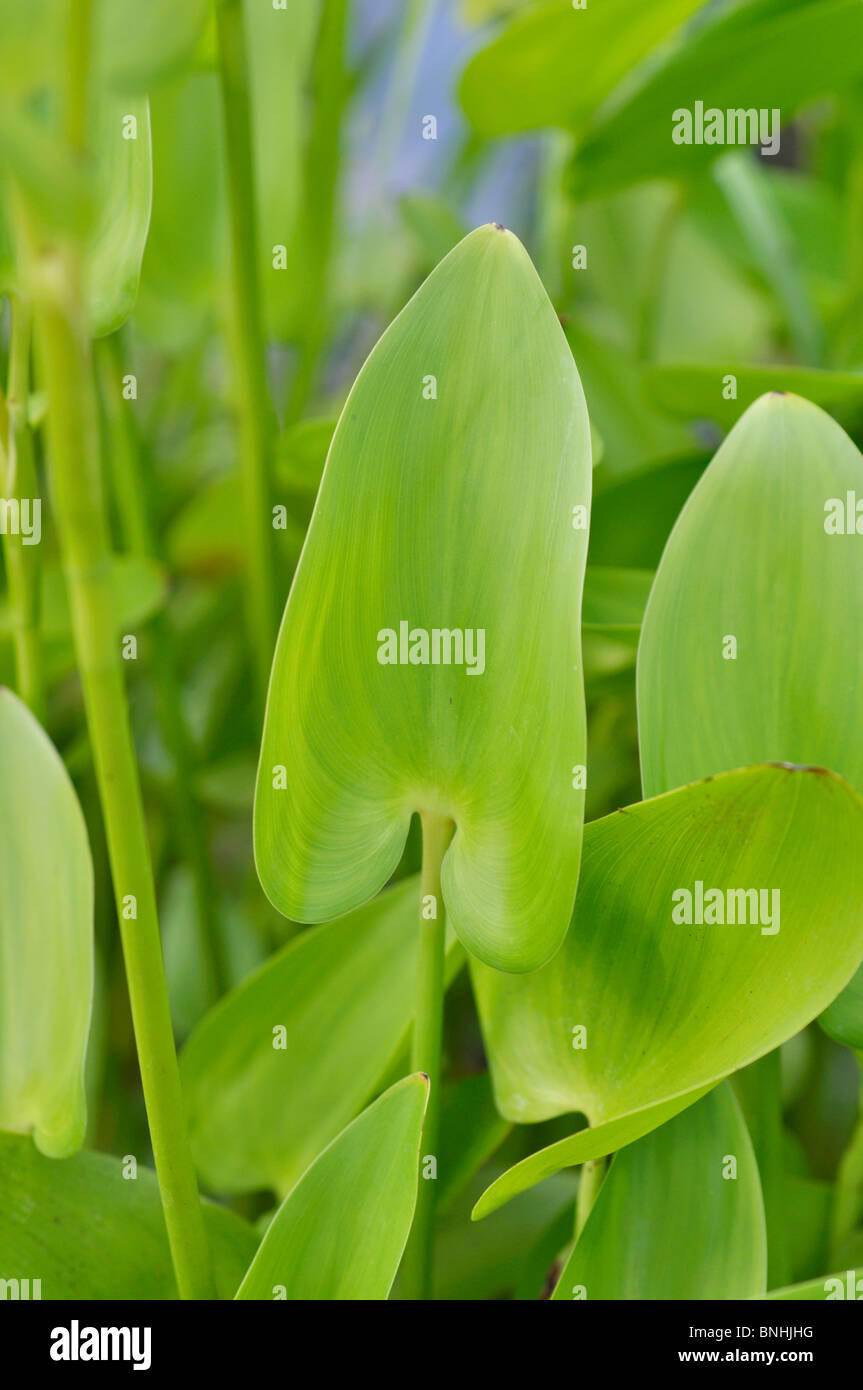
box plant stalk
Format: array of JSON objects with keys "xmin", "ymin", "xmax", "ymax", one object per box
[
  {"xmin": 24, "ymin": 0, "xmax": 216, "ymax": 1300},
  {"xmin": 401, "ymin": 810, "xmax": 454, "ymax": 1300},
  {"xmin": 215, "ymin": 0, "xmax": 278, "ymax": 716},
  {"xmin": 96, "ymin": 335, "xmax": 228, "ymax": 1001},
  {"xmin": 575, "ymin": 1156, "xmax": 607, "ymax": 1240},
  {"xmin": 2, "ymin": 296, "xmax": 44, "ymax": 718}
]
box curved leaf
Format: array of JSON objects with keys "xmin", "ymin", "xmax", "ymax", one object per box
[
  {"xmin": 0, "ymin": 689, "xmax": 93, "ymax": 1157},
  {"xmin": 551, "ymin": 1085, "xmax": 766, "ymax": 1300},
  {"xmin": 254, "ymin": 224, "xmax": 591, "ymax": 973},
  {"xmin": 181, "ymin": 876, "xmax": 460, "ymax": 1195},
  {"xmin": 0, "ymin": 1133, "xmax": 256, "ymax": 1300},
  {"xmin": 458, "ymin": 0, "xmax": 703, "ymax": 138},
  {"xmin": 638, "ymin": 392, "xmax": 863, "ymax": 1041},
  {"xmin": 647, "ymin": 364, "xmax": 863, "ymax": 434},
  {"xmin": 236, "ymin": 1075, "xmax": 428, "ymax": 1300},
  {"xmin": 472, "ymin": 764, "xmax": 863, "ymax": 1217},
  {"xmin": 638, "ymin": 393, "xmax": 863, "ymax": 797}
]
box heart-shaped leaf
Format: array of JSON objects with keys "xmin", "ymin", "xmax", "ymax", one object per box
[
  {"xmin": 0, "ymin": 1133, "xmax": 256, "ymax": 1299},
  {"xmin": 472, "ymin": 764, "xmax": 863, "ymax": 1217},
  {"xmin": 236, "ymin": 1074, "xmax": 428, "ymax": 1300},
  {"xmin": 181, "ymin": 876, "xmax": 461, "ymax": 1195},
  {"xmin": 551, "ymin": 1085, "xmax": 766, "ymax": 1300},
  {"xmin": 254, "ymin": 225, "xmax": 591, "ymax": 972},
  {"xmin": 0, "ymin": 689, "xmax": 93, "ymax": 1157}
]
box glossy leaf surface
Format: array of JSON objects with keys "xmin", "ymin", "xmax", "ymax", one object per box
[{"xmin": 473, "ymin": 765, "xmax": 863, "ymax": 1217}]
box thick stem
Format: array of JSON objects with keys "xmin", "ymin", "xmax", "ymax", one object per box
[
  {"xmin": 401, "ymin": 810, "xmax": 454, "ymax": 1301},
  {"xmin": 575, "ymin": 1156, "xmax": 606, "ymax": 1240},
  {"xmin": 2, "ymin": 296, "xmax": 44, "ymax": 718},
  {"xmin": 830, "ymin": 1056, "xmax": 863, "ymax": 1266},
  {"xmin": 215, "ymin": 0, "xmax": 278, "ymax": 714}
]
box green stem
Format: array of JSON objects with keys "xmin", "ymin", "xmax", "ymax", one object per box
[
  {"xmin": 2, "ymin": 296, "xmax": 44, "ymax": 719},
  {"xmin": 23, "ymin": 0, "xmax": 215, "ymax": 1299},
  {"xmin": 33, "ymin": 248, "xmax": 216, "ymax": 1301},
  {"xmin": 215, "ymin": 0, "xmax": 277, "ymax": 714},
  {"xmin": 575, "ymin": 1156, "xmax": 606, "ymax": 1240},
  {"xmin": 830, "ymin": 1056, "xmax": 863, "ymax": 1266},
  {"xmin": 96, "ymin": 336, "xmax": 228, "ymax": 1000},
  {"xmin": 286, "ymin": 0, "xmax": 349, "ymax": 423},
  {"xmin": 401, "ymin": 810, "xmax": 454, "ymax": 1301}
]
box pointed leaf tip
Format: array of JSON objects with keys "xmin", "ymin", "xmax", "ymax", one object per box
[{"xmin": 255, "ymin": 228, "xmax": 591, "ymax": 972}]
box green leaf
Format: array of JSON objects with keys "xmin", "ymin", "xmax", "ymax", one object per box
[
  {"xmin": 638, "ymin": 393, "xmax": 863, "ymax": 797},
  {"xmin": 0, "ymin": 1133, "xmax": 256, "ymax": 1299},
  {"xmin": 647, "ymin": 364, "xmax": 863, "ymax": 433},
  {"xmin": 0, "ymin": 690, "xmax": 93, "ymax": 1157},
  {"xmin": 458, "ymin": 0, "xmax": 704, "ymax": 138},
  {"xmin": 181, "ymin": 877, "xmax": 460, "ymax": 1195},
  {"xmin": 87, "ymin": 95, "xmax": 153, "ymax": 336},
  {"xmin": 473, "ymin": 1089, "xmax": 715, "ymax": 1222},
  {"xmin": 638, "ymin": 394, "xmax": 863, "ymax": 1043},
  {"xmin": 551, "ymin": 1085, "xmax": 766, "ymax": 1300},
  {"xmin": 472, "ymin": 764, "xmax": 863, "ymax": 1218},
  {"xmin": 572, "ymin": 0, "xmax": 863, "ymax": 197},
  {"xmin": 564, "ymin": 319, "xmax": 692, "ymax": 479},
  {"xmin": 235, "ymin": 1074, "xmax": 428, "ymax": 1300},
  {"xmin": 255, "ymin": 225, "xmax": 591, "ymax": 973}
]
